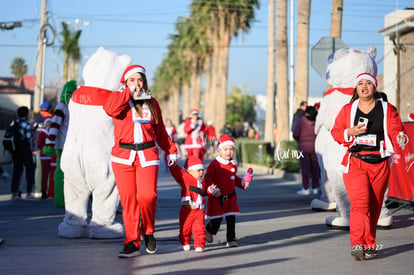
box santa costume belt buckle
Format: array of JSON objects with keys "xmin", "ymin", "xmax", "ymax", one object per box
[{"xmin": 222, "ymin": 195, "xmax": 229, "ymax": 201}]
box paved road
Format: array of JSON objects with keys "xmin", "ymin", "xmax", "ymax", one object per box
[{"xmin": 0, "ymin": 159, "xmax": 413, "ymax": 275}]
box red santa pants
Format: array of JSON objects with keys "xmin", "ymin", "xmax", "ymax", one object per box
[
  {"xmin": 179, "ymin": 206, "xmax": 206, "ymax": 248},
  {"xmin": 112, "ymin": 159, "xmax": 158, "ymax": 247},
  {"xmin": 40, "ymin": 158, "xmax": 51, "ymax": 193},
  {"xmin": 343, "ymin": 157, "xmax": 389, "ymax": 249}
]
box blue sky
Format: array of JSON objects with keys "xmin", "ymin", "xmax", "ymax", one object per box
[{"xmin": 0, "ymin": 0, "xmax": 412, "ymax": 98}]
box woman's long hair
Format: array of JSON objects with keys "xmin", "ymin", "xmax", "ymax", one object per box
[{"xmin": 127, "ymin": 72, "xmax": 159, "ymax": 124}]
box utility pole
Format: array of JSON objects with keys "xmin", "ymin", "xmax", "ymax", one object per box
[
  {"xmin": 288, "ymin": 0, "xmax": 295, "ymax": 140},
  {"xmin": 34, "ymin": 0, "xmax": 48, "ymax": 113}
]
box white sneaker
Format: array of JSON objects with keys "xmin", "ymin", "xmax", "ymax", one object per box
[
  {"xmin": 313, "ymin": 188, "xmax": 319, "ymax": 195},
  {"xmin": 226, "ymin": 241, "xmax": 238, "ymax": 247},
  {"xmin": 183, "ymin": 245, "xmax": 190, "ymax": 251},
  {"xmin": 296, "ymin": 188, "xmax": 310, "ymax": 195},
  {"xmin": 195, "ymin": 247, "xmax": 204, "ymax": 253}
]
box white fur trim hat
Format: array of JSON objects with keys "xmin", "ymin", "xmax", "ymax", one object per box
[
  {"xmin": 217, "ymin": 134, "xmax": 236, "ymax": 151},
  {"xmin": 186, "ymin": 156, "xmax": 204, "ymax": 171},
  {"xmin": 354, "ymin": 73, "xmax": 377, "ymax": 88},
  {"xmin": 190, "ymin": 109, "xmax": 199, "ymax": 116},
  {"xmin": 408, "ymin": 113, "xmax": 414, "ymax": 122},
  {"xmin": 121, "ymin": 65, "xmax": 146, "ymax": 85}
]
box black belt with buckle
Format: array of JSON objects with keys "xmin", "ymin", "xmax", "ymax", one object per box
[
  {"xmin": 219, "ymin": 190, "xmax": 236, "ymax": 206},
  {"xmin": 119, "ymin": 141, "xmax": 156, "ymax": 151},
  {"xmin": 351, "ymin": 152, "xmax": 388, "ymax": 164}
]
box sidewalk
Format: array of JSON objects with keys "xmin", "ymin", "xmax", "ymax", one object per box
[{"xmin": 0, "ymin": 160, "xmax": 413, "ymax": 275}]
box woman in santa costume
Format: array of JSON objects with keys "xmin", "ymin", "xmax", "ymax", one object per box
[
  {"xmin": 168, "ymin": 156, "xmax": 210, "ymax": 252},
  {"xmin": 184, "ymin": 109, "xmax": 206, "ymax": 160},
  {"xmin": 203, "ymin": 134, "xmax": 253, "ymax": 247},
  {"xmin": 331, "ymin": 73, "xmax": 406, "ymax": 261},
  {"xmin": 104, "ymin": 65, "xmax": 178, "ymax": 258}
]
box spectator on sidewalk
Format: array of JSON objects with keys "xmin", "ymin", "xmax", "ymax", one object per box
[
  {"xmin": 291, "ymin": 101, "xmax": 307, "ymax": 132},
  {"xmin": 293, "ymin": 105, "xmax": 320, "ymax": 196},
  {"xmin": 10, "ymin": 106, "xmax": 36, "ymax": 200}
]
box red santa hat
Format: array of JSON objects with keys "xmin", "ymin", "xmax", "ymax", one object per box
[
  {"xmin": 217, "ymin": 134, "xmax": 236, "ymax": 151},
  {"xmin": 354, "ymin": 73, "xmax": 377, "ymax": 88},
  {"xmin": 408, "ymin": 113, "xmax": 414, "ymax": 122},
  {"xmin": 120, "ymin": 65, "xmax": 146, "ymax": 85},
  {"xmin": 314, "ymin": 102, "xmax": 320, "ymax": 111},
  {"xmin": 186, "ymin": 156, "xmax": 204, "ymax": 171},
  {"xmin": 190, "ymin": 109, "xmax": 199, "ymax": 116}
]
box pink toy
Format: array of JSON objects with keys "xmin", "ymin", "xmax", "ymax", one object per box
[{"xmin": 243, "ymin": 168, "xmax": 254, "ymax": 182}]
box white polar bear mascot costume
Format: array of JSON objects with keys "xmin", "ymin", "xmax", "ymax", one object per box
[
  {"xmin": 59, "ymin": 47, "xmax": 131, "ymax": 238},
  {"xmin": 310, "ymin": 47, "xmax": 393, "ymax": 229}
]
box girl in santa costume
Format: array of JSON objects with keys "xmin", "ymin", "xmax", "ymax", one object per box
[
  {"xmin": 104, "ymin": 65, "xmax": 178, "ymax": 258},
  {"xmin": 331, "ymin": 73, "xmax": 406, "ymax": 261},
  {"xmin": 204, "ymin": 134, "xmax": 253, "ymax": 247},
  {"xmin": 184, "ymin": 109, "xmax": 206, "ymax": 161},
  {"xmin": 168, "ymin": 156, "xmax": 213, "ymax": 252}
]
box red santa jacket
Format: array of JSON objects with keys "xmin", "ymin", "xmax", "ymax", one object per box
[
  {"xmin": 169, "ymin": 164, "xmax": 206, "ymax": 209},
  {"xmin": 203, "ymin": 156, "xmax": 245, "ymax": 219},
  {"xmin": 184, "ymin": 118, "xmax": 206, "ymax": 149},
  {"xmin": 103, "ymin": 87, "xmax": 177, "ymax": 167},
  {"xmin": 331, "ymin": 99, "xmax": 404, "ymax": 173},
  {"xmin": 37, "ymin": 129, "xmax": 51, "ymax": 161}
]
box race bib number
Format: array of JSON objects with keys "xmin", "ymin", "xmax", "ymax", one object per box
[
  {"xmin": 355, "ymin": 134, "xmax": 377, "ymax": 147},
  {"xmin": 132, "ymin": 103, "xmax": 152, "ymax": 124}
]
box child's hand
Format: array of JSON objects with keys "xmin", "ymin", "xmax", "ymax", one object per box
[
  {"xmin": 208, "ymin": 184, "xmax": 221, "ymax": 197},
  {"xmin": 214, "ymin": 188, "xmax": 222, "ymax": 197},
  {"xmin": 244, "ymin": 181, "xmax": 250, "ymax": 189},
  {"xmin": 167, "ymin": 159, "xmax": 176, "ymax": 167}
]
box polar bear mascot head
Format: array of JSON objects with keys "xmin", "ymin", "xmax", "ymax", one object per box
[
  {"xmin": 59, "ymin": 47, "xmax": 131, "ymax": 239},
  {"xmin": 311, "ymin": 46, "xmax": 391, "ymax": 229}
]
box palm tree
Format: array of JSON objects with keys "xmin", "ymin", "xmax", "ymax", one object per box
[
  {"xmin": 264, "ymin": 0, "xmax": 276, "ymax": 142},
  {"xmin": 276, "ymin": 0, "xmax": 289, "ymax": 143},
  {"xmin": 10, "ymin": 57, "xmax": 28, "ymax": 86},
  {"xmin": 190, "ymin": 0, "xmax": 259, "ymax": 132},
  {"xmin": 295, "ymin": 0, "xmax": 311, "ymax": 109},
  {"xmin": 60, "ymin": 22, "xmax": 82, "ymax": 82}
]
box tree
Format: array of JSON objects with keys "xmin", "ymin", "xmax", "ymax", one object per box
[
  {"xmin": 295, "ymin": 0, "xmax": 311, "ymax": 110},
  {"xmin": 226, "ymin": 86, "xmax": 256, "ymax": 125},
  {"xmin": 60, "ymin": 22, "xmax": 82, "ymax": 82},
  {"xmin": 276, "ymin": 0, "xmax": 289, "ymax": 143},
  {"xmin": 10, "ymin": 57, "xmax": 28, "ymax": 86},
  {"xmin": 190, "ymin": 0, "xmax": 259, "ymax": 132}
]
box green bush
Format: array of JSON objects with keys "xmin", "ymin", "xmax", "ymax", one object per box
[
  {"xmin": 235, "ymin": 138, "xmax": 273, "ymax": 166},
  {"xmin": 275, "ymin": 140, "xmax": 300, "ymax": 173}
]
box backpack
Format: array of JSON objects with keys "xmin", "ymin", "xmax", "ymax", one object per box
[{"xmin": 3, "ymin": 120, "xmax": 17, "ymax": 153}]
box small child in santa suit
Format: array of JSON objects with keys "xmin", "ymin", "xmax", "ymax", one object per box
[
  {"xmin": 168, "ymin": 156, "xmax": 211, "ymax": 252},
  {"xmin": 204, "ymin": 134, "xmax": 253, "ymax": 247}
]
